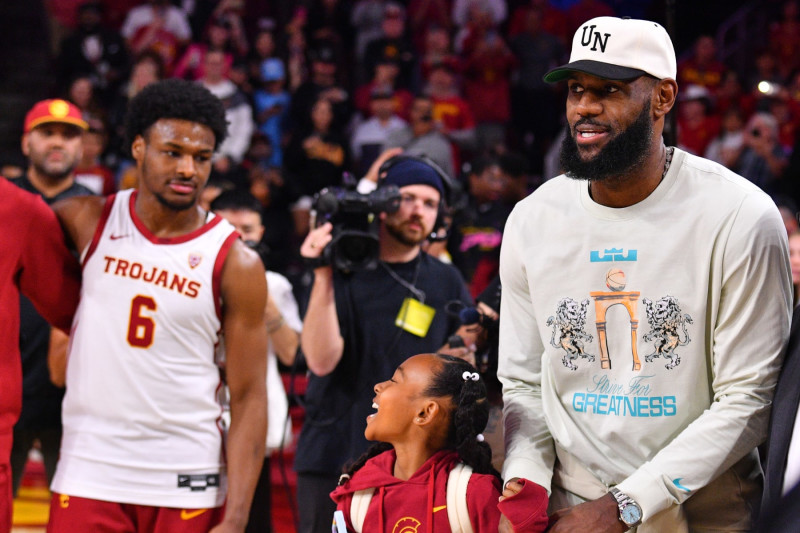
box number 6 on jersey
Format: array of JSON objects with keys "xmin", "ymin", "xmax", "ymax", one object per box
[{"xmin": 128, "ymin": 295, "xmax": 157, "ymax": 348}]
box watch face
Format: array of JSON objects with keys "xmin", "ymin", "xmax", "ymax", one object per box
[{"xmin": 621, "ymin": 504, "xmax": 642, "ymax": 525}]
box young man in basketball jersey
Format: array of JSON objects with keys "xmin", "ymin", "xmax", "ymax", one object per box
[{"xmin": 47, "ymin": 79, "xmax": 268, "ymax": 533}]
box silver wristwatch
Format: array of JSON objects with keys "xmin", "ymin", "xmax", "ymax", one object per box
[{"xmin": 609, "ymin": 487, "xmax": 642, "ymax": 529}]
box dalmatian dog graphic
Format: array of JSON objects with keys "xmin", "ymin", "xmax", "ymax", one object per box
[
  {"xmin": 642, "ymin": 295, "xmax": 693, "ymax": 369},
  {"xmin": 547, "ymin": 298, "xmax": 595, "ymax": 370}
]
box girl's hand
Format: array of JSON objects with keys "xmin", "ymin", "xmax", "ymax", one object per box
[{"xmin": 499, "ymin": 478, "xmax": 523, "ymax": 502}]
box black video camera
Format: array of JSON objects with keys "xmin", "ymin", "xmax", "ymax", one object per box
[{"xmin": 311, "ymin": 183, "xmax": 401, "ymax": 272}]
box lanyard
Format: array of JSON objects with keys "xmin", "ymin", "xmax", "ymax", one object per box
[{"xmin": 379, "ymin": 255, "xmax": 426, "ymax": 303}]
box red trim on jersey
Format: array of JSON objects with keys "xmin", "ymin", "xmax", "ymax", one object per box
[
  {"xmin": 128, "ymin": 191, "xmax": 223, "ymax": 245},
  {"xmin": 212, "ymin": 232, "xmax": 239, "ymax": 322},
  {"xmin": 82, "ymin": 194, "xmax": 116, "ymax": 269}
]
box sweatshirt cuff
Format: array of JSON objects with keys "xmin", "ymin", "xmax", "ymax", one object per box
[
  {"xmin": 616, "ymin": 463, "xmax": 676, "ymax": 521},
  {"xmin": 498, "ymin": 479, "xmax": 549, "ymax": 532},
  {"xmin": 502, "ymin": 456, "xmax": 553, "ymax": 495}
]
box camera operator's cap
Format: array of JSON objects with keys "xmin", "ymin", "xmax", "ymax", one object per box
[
  {"xmin": 543, "ymin": 16, "xmax": 676, "ymax": 83},
  {"xmin": 383, "ymin": 158, "xmax": 444, "ymax": 197},
  {"xmin": 24, "ymin": 99, "xmax": 88, "ymax": 133}
]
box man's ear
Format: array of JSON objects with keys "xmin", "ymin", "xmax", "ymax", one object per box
[
  {"xmin": 653, "ymin": 79, "xmax": 678, "ymax": 119},
  {"xmin": 20, "ymin": 133, "xmax": 30, "ymax": 157},
  {"xmin": 131, "ymin": 135, "xmax": 145, "ymax": 163}
]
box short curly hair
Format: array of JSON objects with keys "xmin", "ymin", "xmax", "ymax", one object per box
[{"xmin": 123, "ymin": 79, "xmax": 228, "ymax": 154}]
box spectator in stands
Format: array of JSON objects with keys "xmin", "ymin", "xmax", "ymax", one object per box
[
  {"xmin": 747, "ymin": 48, "xmax": 783, "ymax": 95},
  {"xmin": 284, "ymin": 96, "xmax": 350, "ymax": 237},
  {"xmin": 775, "ymin": 196, "xmax": 800, "ymax": 236},
  {"xmin": 677, "ymin": 84, "xmax": 721, "ymax": 157},
  {"xmin": 716, "ymin": 69, "xmax": 756, "ymax": 118},
  {"xmin": 306, "ymin": 0, "xmax": 353, "ymax": 54},
  {"xmin": 509, "ymin": 6, "xmax": 564, "ymax": 175},
  {"xmin": 678, "ymin": 35, "xmax": 728, "ymax": 96},
  {"xmin": 211, "ymin": 190, "xmax": 301, "ymax": 533},
  {"xmin": 65, "ymin": 76, "xmax": 107, "ymax": 129},
  {"xmin": 418, "ymin": 24, "xmax": 461, "ymax": 84},
  {"xmin": 354, "ymin": 54, "xmax": 413, "ymax": 120},
  {"xmin": 461, "ymin": 9, "xmax": 516, "ymax": 152},
  {"xmin": 451, "ymin": 0, "xmax": 507, "ymax": 35},
  {"xmin": 254, "ymin": 58, "xmax": 290, "ymax": 169},
  {"xmin": 426, "ymin": 61, "xmax": 477, "ymax": 164},
  {"xmin": 384, "ymin": 94, "xmax": 456, "ymax": 179},
  {"xmin": 448, "ymin": 154, "xmax": 511, "ymax": 298},
  {"xmin": 120, "ymin": 0, "xmax": 192, "ymax": 73},
  {"xmin": 735, "ymin": 111, "xmax": 789, "ymax": 197},
  {"xmin": 285, "ymin": 15, "xmax": 310, "ymax": 92},
  {"xmin": 289, "ymin": 42, "xmax": 351, "ymax": 135},
  {"xmin": 498, "ymin": 151, "xmax": 533, "ymax": 206},
  {"xmin": 363, "ymin": 3, "xmax": 416, "ymax": 90},
  {"xmin": 247, "ymin": 22, "xmax": 279, "ymax": 92},
  {"xmin": 108, "ymin": 50, "xmax": 164, "ymax": 180},
  {"xmin": 767, "ymin": 93, "xmax": 800, "ymax": 153},
  {"xmin": 351, "ymin": 87, "xmax": 407, "ymax": 175},
  {"xmin": 564, "ymin": 0, "xmax": 614, "ymax": 36},
  {"xmin": 56, "ymin": 1, "xmax": 128, "ymax": 106},
  {"xmin": 74, "ymin": 117, "xmax": 115, "ymax": 195},
  {"xmin": 240, "ymin": 135, "xmax": 297, "ymax": 274},
  {"xmin": 351, "ymin": 0, "xmax": 392, "ymax": 65},
  {"xmin": 407, "ymin": 0, "xmax": 452, "ymax": 53},
  {"xmin": 789, "ymin": 230, "xmax": 800, "ymax": 304},
  {"xmin": 769, "ymin": 0, "xmax": 800, "ymax": 81},
  {"xmin": 200, "ymin": 49, "xmax": 255, "ymax": 173},
  {"xmin": 705, "ymin": 106, "xmax": 746, "ymax": 170},
  {"xmin": 507, "ymin": 0, "xmax": 569, "ymax": 45},
  {"xmin": 172, "ymin": 14, "xmax": 238, "ymax": 81}
]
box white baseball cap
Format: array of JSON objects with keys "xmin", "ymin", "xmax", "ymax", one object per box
[{"xmin": 544, "ymin": 17, "xmax": 676, "ymax": 83}]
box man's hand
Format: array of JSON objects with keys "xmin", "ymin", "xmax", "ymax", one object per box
[
  {"xmin": 209, "ymin": 519, "xmax": 245, "ymax": 533},
  {"xmin": 437, "ymin": 335, "xmax": 476, "ymax": 366},
  {"xmin": 548, "ymin": 493, "xmax": 626, "ymax": 533},
  {"xmin": 300, "ymin": 222, "xmax": 333, "ymax": 261}
]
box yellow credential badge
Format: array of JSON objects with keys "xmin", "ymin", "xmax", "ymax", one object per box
[{"xmin": 395, "ymin": 297, "xmax": 435, "ymax": 337}]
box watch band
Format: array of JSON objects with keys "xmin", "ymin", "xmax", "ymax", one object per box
[
  {"xmin": 609, "ymin": 487, "xmax": 632, "ymax": 509},
  {"xmin": 609, "ymin": 487, "xmax": 642, "ymax": 528}
]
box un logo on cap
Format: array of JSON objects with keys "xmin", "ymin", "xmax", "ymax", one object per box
[{"xmin": 580, "ymin": 25, "xmax": 611, "ymax": 52}]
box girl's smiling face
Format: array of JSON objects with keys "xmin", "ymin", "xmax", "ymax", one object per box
[{"xmin": 365, "ymin": 354, "xmax": 447, "ymax": 444}]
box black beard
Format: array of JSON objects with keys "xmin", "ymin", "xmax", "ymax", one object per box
[
  {"xmin": 385, "ymin": 218, "xmax": 428, "ymax": 247},
  {"xmin": 560, "ymin": 103, "xmax": 653, "ymax": 182}
]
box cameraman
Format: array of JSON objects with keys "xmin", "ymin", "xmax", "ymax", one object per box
[{"xmin": 295, "ymin": 156, "xmax": 477, "ymax": 532}]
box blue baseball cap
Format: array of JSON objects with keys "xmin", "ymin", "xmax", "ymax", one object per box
[{"xmin": 260, "ymin": 58, "xmax": 285, "ymax": 82}]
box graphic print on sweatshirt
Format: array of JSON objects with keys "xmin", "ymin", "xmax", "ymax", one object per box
[{"xmin": 547, "ymin": 268, "xmax": 694, "ymax": 372}]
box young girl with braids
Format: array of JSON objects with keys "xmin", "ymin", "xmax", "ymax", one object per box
[{"xmin": 329, "ymin": 353, "xmax": 548, "ymax": 532}]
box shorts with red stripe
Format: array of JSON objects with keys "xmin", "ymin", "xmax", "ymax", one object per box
[{"xmin": 46, "ymin": 493, "xmax": 225, "ymax": 533}]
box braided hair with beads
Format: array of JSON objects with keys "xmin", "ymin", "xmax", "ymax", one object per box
[{"xmin": 339, "ymin": 353, "xmax": 498, "ymax": 483}]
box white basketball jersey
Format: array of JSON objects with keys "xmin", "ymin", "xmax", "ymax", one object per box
[{"xmin": 51, "ymin": 189, "xmax": 239, "ymax": 508}]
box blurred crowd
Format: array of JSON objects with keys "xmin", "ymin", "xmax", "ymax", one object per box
[{"xmin": 7, "ymin": 0, "xmax": 800, "ymax": 299}]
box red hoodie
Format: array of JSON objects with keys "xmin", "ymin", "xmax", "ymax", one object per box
[{"xmin": 330, "ymin": 449, "xmax": 502, "ymax": 532}]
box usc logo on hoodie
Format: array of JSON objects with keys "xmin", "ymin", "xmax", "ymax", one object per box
[{"xmin": 392, "ymin": 517, "xmax": 421, "ymax": 533}]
